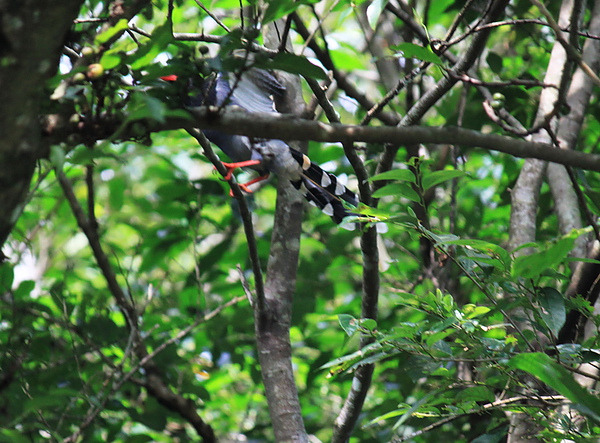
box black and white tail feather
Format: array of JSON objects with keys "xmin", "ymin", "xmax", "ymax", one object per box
[
  {"xmin": 251, "ymin": 139, "xmax": 359, "ymax": 225},
  {"xmin": 288, "ymin": 148, "xmax": 358, "ymax": 224}
]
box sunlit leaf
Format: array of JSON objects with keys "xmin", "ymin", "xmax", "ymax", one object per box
[
  {"xmin": 95, "ymin": 19, "xmax": 129, "ymax": 44},
  {"xmin": 422, "ymin": 169, "xmax": 465, "ymax": 190},
  {"xmin": 100, "ymin": 49, "xmax": 123, "ymax": 70},
  {"xmin": 391, "ymin": 42, "xmax": 443, "ymax": 65},
  {"xmin": 373, "ymin": 183, "xmax": 421, "ymax": 202},
  {"xmin": 369, "ymin": 169, "xmax": 415, "ymax": 182},
  {"xmin": 339, "ymin": 313, "xmax": 358, "ymax": 336},
  {"xmin": 512, "ymin": 235, "xmax": 577, "ymax": 278},
  {"xmin": 538, "ymin": 287, "xmax": 566, "ymax": 337},
  {"xmin": 366, "ymin": 0, "xmax": 389, "ymax": 29}
]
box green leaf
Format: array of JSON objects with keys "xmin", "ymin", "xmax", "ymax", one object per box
[
  {"xmin": 364, "ymin": 408, "xmax": 405, "ymax": 427},
  {"xmin": 85, "ymin": 316, "xmax": 122, "ymax": 345},
  {"xmin": 422, "ymin": 228, "xmax": 460, "ymax": 246},
  {"xmin": 444, "ymin": 238, "xmax": 511, "ymax": 271},
  {"xmin": 262, "ymin": 0, "xmax": 309, "ymax": 24},
  {"xmin": 366, "ymin": 0, "xmax": 389, "ymax": 29},
  {"xmin": 422, "ymin": 169, "xmax": 465, "ymax": 190},
  {"xmin": 14, "ymin": 280, "xmax": 35, "ymax": 299},
  {"xmin": 339, "ymin": 314, "xmax": 358, "ymax": 336},
  {"xmin": 100, "ymin": 49, "xmax": 124, "ymax": 70},
  {"xmin": 127, "ymin": 92, "xmax": 168, "ymax": 123},
  {"xmin": 22, "ymin": 390, "xmax": 77, "ymax": 416},
  {"xmin": 391, "ymin": 42, "xmax": 443, "ymax": 65},
  {"xmin": 321, "ymin": 342, "xmax": 384, "ymax": 374},
  {"xmin": 354, "ymin": 204, "xmax": 396, "ymax": 220},
  {"xmin": 538, "ymin": 287, "xmax": 566, "ymax": 337},
  {"xmin": 471, "ymin": 427, "xmax": 508, "ymax": 443},
  {"xmin": 456, "ymin": 386, "xmax": 495, "ymax": 403},
  {"xmin": 509, "ymin": 353, "xmax": 600, "ymax": 420},
  {"xmin": 128, "ymin": 23, "xmax": 174, "ymax": 70},
  {"xmin": 69, "ymin": 145, "xmax": 121, "ymax": 166},
  {"xmin": 123, "ymin": 435, "xmax": 153, "ymax": 443},
  {"xmin": 108, "ymin": 177, "xmax": 126, "ymax": 210},
  {"xmin": 50, "ymin": 145, "xmax": 66, "ymax": 170},
  {"xmin": 463, "ymin": 304, "xmax": 491, "ymax": 319},
  {"xmin": 264, "ymin": 53, "xmax": 327, "ymax": 80},
  {"xmin": 372, "ymin": 183, "xmax": 421, "ymax": 202},
  {"xmin": 320, "ymin": 350, "xmax": 362, "ymax": 371},
  {"xmin": 391, "ymin": 392, "xmax": 438, "ymax": 429},
  {"xmin": 0, "ymin": 430, "xmax": 30, "ymax": 443},
  {"xmin": 360, "ymin": 318, "xmax": 377, "ymax": 331},
  {"xmin": 0, "ymin": 263, "xmax": 14, "ymax": 292},
  {"xmin": 369, "ymin": 169, "xmax": 415, "ymax": 182},
  {"xmin": 512, "ymin": 234, "xmax": 578, "ymax": 278},
  {"xmin": 487, "ymin": 52, "xmax": 504, "ymax": 74},
  {"xmin": 95, "ymin": 19, "xmax": 129, "ymax": 44}
]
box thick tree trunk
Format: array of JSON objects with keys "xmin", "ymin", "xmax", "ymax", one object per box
[
  {"xmin": 252, "ymin": 24, "xmax": 310, "ymax": 443},
  {"xmin": 0, "ymin": 0, "xmax": 84, "ymax": 256}
]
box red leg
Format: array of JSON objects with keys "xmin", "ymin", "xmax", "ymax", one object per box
[
  {"xmin": 220, "ymin": 160, "xmax": 262, "ymax": 180},
  {"xmin": 230, "ymin": 174, "xmax": 270, "ymax": 196}
]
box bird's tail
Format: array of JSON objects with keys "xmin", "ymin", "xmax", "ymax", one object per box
[{"xmin": 288, "ymin": 149, "xmax": 358, "ymax": 224}]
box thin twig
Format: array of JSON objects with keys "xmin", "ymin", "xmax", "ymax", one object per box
[
  {"xmin": 237, "ymin": 264, "xmax": 255, "ymax": 307},
  {"xmin": 62, "ymin": 295, "xmax": 244, "ymax": 443},
  {"xmin": 185, "ymin": 128, "xmax": 265, "ymax": 311},
  {"xmin": 390, "ymin": 395, "xmax": 567, "ymax": 442},
  {"xmin": 305, "ymin": 40, "xmax": 381, "ymax": 443},
  {"xmin": 193, "ymin": 0, "xmax": 230, "ymax": 32},
  {"xmin": 361, "ymin": 64, "xmax": 424, "ymax": 127},
  {"xmin": 531, "ymin": 0, "xmax": 600, "ymax": 88},
  {"xmin": 277, "ymin": 15, "xmax": 293, "ymax": 53},
  {"xmin": 565, "ymin": 165, "xmax": 600, "ymax": 243}
]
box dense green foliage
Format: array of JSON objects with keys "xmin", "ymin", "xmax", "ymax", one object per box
[{"xmin": 2, "ymin": 0, "xmax": 600, "ymax": 442}]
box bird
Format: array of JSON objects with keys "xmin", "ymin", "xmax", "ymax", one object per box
[{"xmin": 161, "ymin": 67, "xmax": 359, "ymax": 224}]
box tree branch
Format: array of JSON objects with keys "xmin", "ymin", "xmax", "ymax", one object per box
[
  {"xmin": 549, "ymin": 0, "xmax": 600, "ymax": 259},
  {"xmin": 378, "ymin": 0, "xmax": 510, "ymax": 175},
  {"xmin": 507, "ymin": 1, "xmax": 585, "ymax": 440},
  {"xmin": 41, "ymin": 107, "xmax": 600, "ymax": 174},
  {"xmin": 531, "ymin": 0, "xmax": 600, "ymax": 88},
  {"xmin": 57, "ymin": 168, "xmax": 217, "ymax": 442},
  {"xmin": 185, "ymin": 128, "xmax": 265, "ymax": 310},
  {"xmin": 174, "ymin": 109, "xmax": 600, "ymax": 172},
  {"xmin": 306, "ymin": 75, "xmax": 381, "ymax": 442}
]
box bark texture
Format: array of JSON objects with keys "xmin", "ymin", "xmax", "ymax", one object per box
[
  {"xmin": 0, "ymin": 0, "xmax": 84, "ymax": 256},
  {"xmin": 252, "ymin": 24, "xmax": 310, "ymax": 442}
]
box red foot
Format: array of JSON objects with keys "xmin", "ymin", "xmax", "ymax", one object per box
[
  {"xmin": 229, "ymin": 175, "xmax": 270, "ymax": 196},
  {"xmin": 220, "ymin": 160, "xmax": 262, "ymax": 181}
]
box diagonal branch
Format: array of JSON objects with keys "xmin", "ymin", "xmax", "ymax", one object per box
[
  {"xmin": 185, "ymin": 128, "xmax": 265, "ymax": 310},
  {"xmin": 307, "ymin": 76, "xmax": 381, "ymax": 442},
  {"xmin": 378, "ymin": 0, "xmax": 511, "ymax": 175},
  {"xmin": 56, "ymin": 168, "xmax": 217, "ymax": 442}
]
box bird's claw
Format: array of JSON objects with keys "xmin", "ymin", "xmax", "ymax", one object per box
[{"xmin": 218, "ymin": 160, "xmax": 262, "ymax": 181}]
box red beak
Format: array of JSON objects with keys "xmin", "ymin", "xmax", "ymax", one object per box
[{"xmin": 160, "ymin": 75, "xmax": 178, "ymax": 82}]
